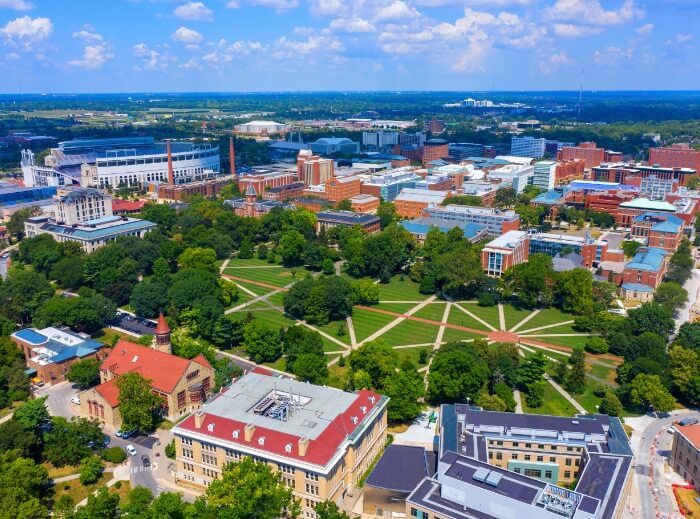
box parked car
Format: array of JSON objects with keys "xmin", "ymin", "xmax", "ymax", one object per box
[
  {"xmin": 70, "ymin": 396, "xmax": 80, "ymax": 405},
  {"xmin": 141, "ymin": 455, "xmax": 150, "ymax": 468},
  {"xmin": 679, "ymin": 417, "xmax": 699, "ymax": 427},
  {"xmin": 103, "ymin": 435, "xmax": 111, "ymax": 446},
  {"xmin": 126, "ymin": 445, "xmax": 137, "ymax": 456},
  {"xmin": 116, "ymin": 428, "xmax": 136, "ymax": 439}
]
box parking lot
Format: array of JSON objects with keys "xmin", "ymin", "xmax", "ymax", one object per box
[{"xmin": 111, "ymin": 311, "xmax": 157, "ymax": 336}]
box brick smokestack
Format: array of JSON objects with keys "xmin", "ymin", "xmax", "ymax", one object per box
[
  {"xmin": 229, "ymin": 136, "xmax": 236, "ymax": 177},
  {"xmin": 166, "ymin": 139, "xmax": 174, "ymax": 185}
]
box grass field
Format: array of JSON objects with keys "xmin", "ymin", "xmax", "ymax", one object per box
[
  {"xmin": 517, "ymin": 308, "xmax": 576, "ymax": 332},
  {"xmin": 373, "ymin": 303, "xmax": 419, "ymax": 314},
  {"xmin": 457, "ymin": 303, "xmax": 500, "ymax": 330},
  {"xmin": 521, "ymin": 322, "xmax": 582, "ymax": 335},
  {"xmin": 233, "ymin": 280, "xmax": 275, "ymax": 297},
  {"xmin": 449, "ymin": 304, "xmax": 494, "ymax": 332},
  {"xmin": 394, "ymin": 345, "xmax": 432, "ymax": 367},
  {"xmin": 376, "ymin": 276, "xmax": 425, "ymax": 301},
  {"xmin": 379, "ymin": 319, "xmax": 440, "ymax": 346},
  {"xmin": 412, "ymin": 303, "xmax": 448, "ymax": 323},
  {"xmin": 502, "ymin": 303, "xmax": 536, "ymax": 330},
  {"xmin": 224, "ymin": 265, "xmax": 297, "ymax": 288},
  {"xmin": 530, "ymin": 334, "xmax": 590, "ymax": 349},
  {"xmin": 313, "ymin": 319, "xmax": 352, "ymax": 346},
  {"xmin": 441, "ymin": 327, "xmax": 483, "ymax": 343},
  {"xmin": 351, "ymin": 309, "xmax": 399, "ymax": 343},
  {"xmin": 522, "ymin": 380, "xmax": 578, "ymax": 416}
]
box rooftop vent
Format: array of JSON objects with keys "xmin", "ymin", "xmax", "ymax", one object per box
[
  {"xmin": 360, "ymin": 406, "xmax": 367, "ymax": 414},
  {"xmin": 232, "ymin": 430, "xmax": 239, "ymax": 439},
  {"xmin": 369, "ymin": 396, "xmax": 376, "ymax": 404},
  {"xmin": 571, "ymin": 420, "xmax": 579, "ymax": 425},
  {"xmin": 473, "ymin": 467, "xmax": 490, "ymax": 483},
  {"xmin": 207, "ymin": 423, "xmax": 215, "ymax": 432},
  {"xmin": 485, "ymin": 472, "xmax": 503, "ymax": 487},
  {"xmin": 351, "ymin": 416, "xmax": 358, "ymax": 425},
  {"xmin": 131, "ymin": 355, "xmax": 139, "ymax": 363},
  {"xmin": 258, "ymin": 436, "xmax": 266, "ymax": 446},
  {"xmin": 285, "ymin": 443, "xmax": 293, "ymax": 453}
]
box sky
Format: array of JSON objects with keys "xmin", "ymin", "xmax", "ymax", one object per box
[{"xmin": 0, "ymin": 0, "xmax": 698, "ymax": 93}]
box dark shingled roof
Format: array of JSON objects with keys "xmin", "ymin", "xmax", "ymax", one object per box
[{"xmin": 365, "ymin": 444, "xmax": 435, "ymax": 492}]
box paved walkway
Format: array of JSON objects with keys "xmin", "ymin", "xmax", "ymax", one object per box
[
  {"xmin": 221, "ymin": 273, "xmax": 289, "ymax": 292},
  {"xmin": 513, "ymin": 390, "xmax": 523, "ymax": 414},
  {"xmin": 510, "ymin": 309, "xmax": 541, "ymax": 332},
  {"xmin": 498, "ymin": 304, "xmax": 506, "ymax": 331},
  {"xmin": 452, "ymin": 303, "xmax": 497, "ymax": 331},
  {"xmin": 518, "ymin": 320, "xmax": 576, "ymax": 334},
  {"xmin": 433, "ymin": 303, "xmax": 452, "ymax": 350},
  {"xmin": 543, "ymin": 374, "xmax": 587, "ymax": 414},
  {"xmin": 346, "ymin": 316, "xmax": 357, "ymax": 349}
]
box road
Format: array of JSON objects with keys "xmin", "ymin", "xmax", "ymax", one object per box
[
  {"xmin": 674, "ymin": 265, "xmax": 700, "ymax": 333},
  {"xmin": 35, "ymin": 381, "xmax": 80, "ymax": 419},
  {"xmin": 625, "ymin": 411, "xmax": 699, "ymax": 519},
  {"xmin": 0, "ymin": 254, "xmax": 10, "ymax": 279}
]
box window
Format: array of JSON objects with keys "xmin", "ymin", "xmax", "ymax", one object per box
[
  {"xmin": 537, "ymin": 456, "xmax": 544, "ymax": 462},
  {"xmin": 564, "ymin": 471, "xmax": 571, "ymax": 479},
  {"xmin": 305, "ymin": 483, "xmax": 319, "ymax": 496},
  {"xmin": 496, "ymin": 441, "xmax": 503, "ymax": 446},
  {"xmin": 177, "ymin": 391, "xmax": 186, "ymax": 408},
  {"xmin": 202, "ymin": 443, "xmax": 217, "ymax": 453},
  {"xmin": 496, "ymin": 452, "xmax": 502, "ymax": 460},
  {"xmin": 202, "ymin": 454, "xmax": 217, "ymax": 466},
  {"xmin": 514, "ymin": 468, "xmax": 521, "ymax": 474},
  {"xmin": 187, "ymin": 369, "xmax": 200, "ymax": 381},
  {"xmin": 538, "ymin": 444, "xmax": 544, "ymax": 449},
  {"xmin": 524, "ymin": 455, "xmax": 531, "ymax": 461},
  {"xmin": 225, "ymin": 449, "xmax": 241, "ymax": 461},
  {"xmin": 545, "ymin": 470, "xmax": 553, "ymax": 479},
  {"xmin": 525, "ymin": 443, "xmax": 532, "ymax": 448},
  {"xmin": 181, "ymin": 437, "xmax": 193, "ymax": 446},
  {"xmin": 512, "ymin": 442, "xmax": 519, "ymax": 447},
  {"xmin": 524, "ymin": 469, "xmax": 542, "ymax": 478},
  {"xmin": 511, "ymin": 453, "xmax": 518, "ymax": 460},
  {"xmin": 279, "ymin": 464, "xmax": 295, "ymax": 474},
  {"xmin": 549, "ymin": 457, "xmax": 556, "ymax": 463},
  {"xmin": 182, "ymin": 448, "xmax": 193, "ymax": 459},
  {"xmin": 565, "ymin": 458, "xmax": 572, "ymax": 466},
  {"xmin": 306, "ymin": 472, "xmax": 319, "ymax": 481}
]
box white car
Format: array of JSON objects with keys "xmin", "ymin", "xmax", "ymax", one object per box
[
  {"xmin": 126, "ymin": 445, "xmax": 137, "ymax": 456},
  {"xmin": 70, "ymin": 396, "xmax": 80, "ymax": 405}
]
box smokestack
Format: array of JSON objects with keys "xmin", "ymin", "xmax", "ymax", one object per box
[
  {"xmin": 166, "ymin": 139, "xmax": 174, "ymax": 185},
  {"xmin": 229, "ymin": 136, "xmax": 236, "ymax": 177}
]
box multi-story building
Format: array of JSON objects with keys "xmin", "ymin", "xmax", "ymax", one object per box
[
  {"xmin": 362, "ymin": 131, "xmax": 399, "ymax": 149},
  {"xmin": 449, "ymin": 142, "xmax": 486, "ymax": 161},
  {"xmin": 558, "ymin": 142, "xmax": 605, "ymax": 169},
  {"xmin": 670, "ymin": 424, "xmax": 700, "ymax": 492},
  {"xmin": 263, "ymin": 182, "xmax": 306, "ymax": 201},
  {"xmin": 459, "ymin": 181, "xmax": 502, "ymax": 207},
  {"xmin": 510, "ymin": 136, "xmax": 547, "ymax": 159},
  {"xmin": 0, "ymin": 183, "xmax": 57, "ymax": 211},
  {"xmin": 555, "ymin": 159, "xmax": 586, "ymax": 185},
  {"xmin": 481, "ymin": 230, "xmax": 530, "ymax": 277},
  {"xmin": 293, "ymin": 197, "xmax": 334, "ymax": 213},
  {"xmin": 22, "ymin": 137, "xmax": 221, "ymax": 189},
  {"xmin": 421, "ymin": 205, "xmax": 520, "ymax": 237},
  {"xmin": 532, "ymin": 160, "xmax": 557, "ymax": 190},
  {"xmin": 349, "ymin": 194, "xmax": 380, "ymax": 214},
  {"xmin": 324, "ymin": 176, "xmax": 362, "ymax": 203},
  {"xmin": 593, "ymin": 162, "xmax": 697, "ymax": 187},
  {"xmin": 392, "ymin": 139, "xmax": 449, "ymax": 166},
  {"xmin": 156, "ymin": 177, "xmax": 233, "ymax": 201},
  {"xmin": 637, "ymin": 174, "xmax": 679, "ymax": 200},
  {"xmin": 297, "ymin": 150, "xmax": 335, "ymax": 186},
  {"xmin": 393, "ymin": 189, "xmax": 448, "ymax": 219},
  {"xmin": 631, "ymin": 212, "xmax": 684, "ymax": 252},
  {"xmin": 11, "ymin": 327, "xmax": 109, "ymax": 386},
  {"xmin": 616, "ymin": 197, "xmax": 678, "ymax": 227},
  {"xmin": 226, "ymin": 185, "xmax": 295, "ymax": 218},
  {"xmin": 360, "ymin": 168, "xmax": 422, "ymax": 201},
  {"xmin": 398, "ymin": 131, "xmax": 426, "ymax": 147},
  {"xmin": 488, "ymin": 163, "xmax": 535, "ymax": 193},
  {"xmin": 316, "ymin": 210, "xmax": 381, "ymax": 233},
  {"xmin": 404, "ymin": 406, "xmax": 632, "ymax": 519},
  {"xmin": 621, "ymin": 247, "xmax": 668, "ymax": 288},
  {"xmin": 310, "ymin": 138, "xmax": 360, "ymax": 156},
  {"xmin": 399, "ymin": 219, "xmax": 487, "ymax": 245},
  {"xmin": 234, "ymin": 120, "xmax": 287, "ymax": 137},
  {"xmin": 239, "ymin": 170, "xmax": 298, "ymax": 194},
  {"xmin": 171, "ymin": 372, "xmax": 388, "ymax": 517},
  {"xmin": 23, "ymin": 188, "xmax": 155, "ymax": 253},
  {"xmin": 649, "ymin": 143, "xmax": 700, "ymax": 172},
  {"xmin": 426, "ymin": 119, "xmax": 446, "ymax": 134},
  {"xmin": 79, "ymin": 328, "xmax": 214, "ymax": 430}
]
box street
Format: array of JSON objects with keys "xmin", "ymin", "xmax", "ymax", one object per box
[
  {"xmin": 0, "ymin": 253, "xmax": 10, "ymax": 279},
  {"xmin": 674, "ymin": 266, "xmax": 700, "ymax": 333},
  {"xmin": 624, "ymin": 411, "xmax": 700, "ymax": 519}
]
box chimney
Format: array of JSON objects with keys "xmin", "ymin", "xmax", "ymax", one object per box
[
  {"xmin": 244, "ymin": 423, "xmax": 255, "ymax": 442},
  {"xmin": 229, "ymin": 136, "xmax": 236, "ymax": 177},
  {"xmin": 298, "ymin": 436, "xmax": 309, "ymax": 457},
  {"xmin": 194, "ymin": 411, "xmax": 205, "ymax": 429},
  {"xmin": 166, "ymin": 139, "xmax": 174, "ymax": 185}
]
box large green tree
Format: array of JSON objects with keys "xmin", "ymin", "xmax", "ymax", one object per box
[
  {"xmin": 556, "ymin": 269, "xmax": 593, "ymax": 315},
  {"xmin": 427, "ymin": 342, "xmax": 490, "ymax": 404},
  {"xmin": 626, "ymin": 373, "xmax": 676, "ymax": 413},
  {"xmin": 383, "ymin": 369, "xmax": 425, "ymax": 422},
  {"xmin": 243, "ymin": 321, "xmax": 282, "ymax": 364},
  {"xmin": 66, "ymin": 359, "xmax": 101, "ymax": 389},
  {"xmin": 117, "ymin": 372, "xmax": 164, "ymax": 432},
  {"xmin": 349, "ymin": 340, "xmax": 399, "ymax": 390}
]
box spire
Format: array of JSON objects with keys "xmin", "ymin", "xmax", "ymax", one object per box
[
  {"xmin": 155, "ymin": 313, "xmax": 170, "ymax": 335},
  {"xmin": 245, "ymin": 183, "xmax": 257, "ymax": 197},
  {"xmin": 154, "ymin": 313, "xmax": 172, "ymax": 354}
]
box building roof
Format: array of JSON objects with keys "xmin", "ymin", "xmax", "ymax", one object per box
[
  {"xmin": 316, "ymin": 210, "xmax": 379, "ymax": 225},
  {"xmin": 100, "ymin": 340, "xmax": 211, "ymax": 394},
  {"xmin": 625, "ymin": 247, "xmax": 668, "ymax": 272},
  {"xmin": 36, "ymin": 217, "xmax": 156, "ymax": 241},
  {"xmin": 676, "ymin": 424, "xmax": 700, "ymax": 450},
  {"xmin": 394, "ymin": 188, "xmax": 448, "ymax": 204},
  {"xmin": 619, "ymin": 197, "xmax": 677, "ymax": 212},
  {"xmin": 172, "ymin": 373, "xmax": 387, "ymax": 471},
  {"xmin": 532, "ymin": 189, "xmax": 568, "ymax": 205},
  {"xmin": 312, "ymin": 137, "xmax": 356, "ymax": 145},
  {"xmin": 155, "ymin": 314, "xmax": 170, "ymax": 335},
  {"xmin": 400, "ymin": 219, "xmax": 485, "ymax": 240},
  {"xmin": 95, "ymin": 378, "xmax": 120, "ymax": 407},
  {"xmin": 364, "ymin": 445, "xmax": 435, "ymax": 492},
  {"xmin": 57, "ymin": 188, "xmax": 107, "ymax": 203},
  {"xmin": 483, "ymin": 229, "xmax": 527, "ymax": 250},
  {"xmin": 12, "ymin": 327, "xmax": 105, "ymax": 366},
  {"xmin": 111, "ymin": 199, "xmax": 146, "ymax": 212},
  {"xmin": 621, "ymin": 283, "xmax": 654, "ymax": 293}
]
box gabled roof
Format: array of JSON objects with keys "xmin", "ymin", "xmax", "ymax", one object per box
[
  {"xmin": 625, "ymin": 247, "xmax": 668, "ymax": 272},
  {"xmin": 100, "ymin": 340, "xmax": 211, "ymax": 394}
]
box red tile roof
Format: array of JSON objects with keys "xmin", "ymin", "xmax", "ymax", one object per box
[
  {"xmin": 177, "ymin": 388, "xmax": 384, "ymax": 468},
  {"xmin": 95, "ymin": 378, "xmax": 120, "ymax": 407},
  {"xmin": 112, "ymin": 199, "xmax": 146, "ymax": 212},
  {"xmin": 677, "ymin": 425, "xmax": 700, "ymax": 450},
  {"xmin": 155, "ymin": 313, "xmax": 170, "ymax": 335},
  {"xmin": 100, "ymin": 339, "xmax": 210, "ymax": 394}
]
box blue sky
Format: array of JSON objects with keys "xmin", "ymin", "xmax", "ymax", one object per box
[{"xmin": 0, "ymin": 0, "xmax": 697, "ymax": 93}]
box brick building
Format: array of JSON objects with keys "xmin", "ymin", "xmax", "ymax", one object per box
[
  {"xmin": 349, "ymin": 194, "xmax": 380, "ymax": 214},
  {"xmin": 616, "ymin": 198, "xmax": 678, "ymax": 226},
  {"xmin": 297, "ymin": 149, "xmax": 334, "ymax": 186},
  {"xmin": 238, "ymin": 170, "xmax": 298, "ymax": 194},
  {"xmin": 316, "ymin": 210, "xmax": 381, "ymax": 233},
  {"xmin": 156, "ymin": 177, "xmax": 233, "ymax": 201},
  {"xmin": 324, "ymin": 176, "xmax": 361, "ymax": 203},
  {"xmin": 393, "ymin": 189, "xmax": 448, "ymax": 219},
  {"xmin": 670, "ymin": 424, "xmax": 700, "ymax": 492},
  {"xmin": 649, "ymin": 143, "xmax": 700, "ymax": 172},
  {"xmin": 262, "ymin": 182, "xmax": 305, "ymax": 201},
  {"xmin": 631, "ymin": 212, "xmax": 684, "ymax": 252},
  {"xmin": 421, "ymin": 204, "xmax": 520, "ymax": 237},
  {"xmin": 555, "ymin": 159, "xmax": 585, "ymax": 185},
  {"xmin": 12, "ymin": 327, "xmax": 109, "ymax": 386},
  {"xmin": 558, "ymin": 142, "xmax": 605, "ymax": 168},
  {"xmin": 593, "ymin": 162, "xmax": 698, "ymax": 187}
]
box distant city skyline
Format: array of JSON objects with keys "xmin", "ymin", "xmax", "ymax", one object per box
[{"xmin": 0, "ymin": 0, "xmax": 698, "ymax": 93}]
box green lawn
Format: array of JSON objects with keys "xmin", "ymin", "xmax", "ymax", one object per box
[
  {"xmin": 453, "ymin": 303, "xmax": 499, "ymax": 330},
  {"xmin": 224, "ymin": 266, "xmax": 297, "ymax": 288},
  {"xmin": 529, "ymin": 334, "xmax": 590, "ymax": 349},
  {"xmin": 351, "ymin": 308, "xmax": 399, "ymax": 343},
  {"xmin": 588, "ymin": 362, "xmax": 619, "ymax": 386},
  {"xmin": 522, "ymin": 380, "xmax": 578, "ymax": 417},
  {"xmin": 376, "ymin": 277, "xmax": 426, "ymax": 301},
  {"xmin": 502, "ymin": 303, "xmax": 537, "ymax": 330},
  {"xmin": 226, "ymin": 257, "xmax": 279, "ymax": 268},
  {"xmin": 447, "ymin": 305, "xmax": 493, "ymax": 332},
  {"xmin": 373, "ymin": 303, "xmax": 418, "ymax": 314},
  {"xmin": 261, "ymin": 356, "xmax": 288, "ymax": 372},
  {"xmin": 267, "ymin": 292, "xmax": 286, "ymax": 307},
  {"xmin": 412, "ymin": 303, "xmax": 448, "ymax": 323},
  {"xmin": 573, "ymin": 385, "xmax": 605, "ymax": 414},
  {"xmin": 516, "ymin": 308, "xmax": 576, "ymax": 332},
  {"xmin": 394, "ymin": 346, "xmax": 432, "ymax": 368},
  {"xmin": 312, "ymin": 319, "xmax": 352, "ymax": 346},
  {"xmin": 378, "ymin": 319, "xmax": 440, "ymax": 346},
  {"xmin": 234, "ymin": 280, "xmax": 274, "ymax": 297},
  {"xmin": 520, "ymin": 322, "xmax": 582, "ymax": 335},
  {"xmin": 327, "ymin": 362, "xmax": 348, "ymax": 389},
  {"xmin": 246, "ymin": 308, "xmax": 296, "ymax": 329},
  {"xmin": 521, "ymin": 344, "xmax": 570, "ymax": 364},
  {"xmin": 441, "ymin": 327, "xmax": 484, "ymax": 344},
  {"xmin": 225, "ymin": 290, "xmax": 254, "ymax": 309}
]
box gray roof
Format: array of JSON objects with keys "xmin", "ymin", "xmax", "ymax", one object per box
[{"xmin": 365, "ymin": 445, "xmax": 435, "ymax": 492}]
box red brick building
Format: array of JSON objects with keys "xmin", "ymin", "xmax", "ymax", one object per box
[
  {"xmin": 621, "ymin": 247, "xmax": 668, "ymax": 290},
  {"xmin": 555, "ymin": 159, "xmax": 585, "ymax": 185},
  {"xmin": 238, "ymin": 171, "xmax": 298, "ymax": 194},
  {"xmin": 649, "ymin": 144, "xmax": 700, "ymax": 172},
  {"xmin": 156, "ymin": 177, "xmax": 233, "ymax": 201},
  {"xmin": 558, "ymin": 142, "xmax": 605, "ymax": 169},
  {"xmin": 349, "ymin": 194, "xmax": 380, "ymax": 214},
  {"xmin": 297, "ymin": 150, "xmax": 334, "ymax": 186},
  {"xmin": 631, "ymin": 213, "xmax": 684, "ymax": 253},
  {"xmin": 262, "ymin": 182, "xmax": 305, "ymax": 201},
  {"xmin": 394, "ymin": 189, "xmax": 448, "ymax": 219},
  {"xmin": 324, "ymin": 176, "xmax": 362, "ymax": 203}
]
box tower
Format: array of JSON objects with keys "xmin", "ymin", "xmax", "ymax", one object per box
[
  {"xmin": 244, "ymin": 183, "xmax": 257, "ymax": 217},
  {"xmin": 229, "ymin": 136, "xmax": 236, "ymax": 177},
  {"xmin": 155, "ymin": 313, "xmax": 171, "ymax": 354}
]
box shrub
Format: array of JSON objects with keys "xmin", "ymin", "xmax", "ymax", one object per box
[
  {"xmin": 114, "ymin": 481, "xmax": 122, "ymax": 490},
  {"xmin": 477, "ymin": 292, "xmax": 496, "ymax": 307},
  {"xmin": 102, "ymin": 446, "xmax": 127, "ymax": 464},
  {"xmin": 79, "ymin": 455, "xmax": 104, "ymax": 485},
  {"xmin": 585, "ymin": 337, "xmax": 609, "ymax": 354},
  {"xmin": 165, "ymin": 440, "xmax": 176, "ymax": 459}
]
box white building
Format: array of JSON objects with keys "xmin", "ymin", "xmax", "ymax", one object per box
[
  {"xmin": 488, "ymin": 163, "xmax": 535, "ymax": 193},
  {"xmin": 362, "ymin": 131, "xmax": 399, "ymax": 149},
  {"xmin": 234, "ymin": 120, "xmax": 287, "ymax": 136},
  {"xmin": 21, "ymin": 137, "xmax": 220, "ymax": 189},
  {"xmin": 532, "ymin": 160, "xmax": 557, "ymax": 191},
  {"xmin": 55, "ymin": 188, "xmax": 111, "ymax": 225},
  {"xmin": 511, "ymin": 136, "xmax": 547, "ymax": 159}
]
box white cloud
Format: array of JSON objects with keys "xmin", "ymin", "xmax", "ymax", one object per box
[
  {"xmin": 273, "ymin": 35, "xmax": 343, "ymax": 58},
  {"xmin": 72, "ymin": 29, "xmax": 103, "ymax": 42},
  {"xmin": 636, "ymin": 23, "xmax": 654, "ymax": 36},
  {"xmin": 249, "ymin": 0, "xmax": 298, "ymax": 9},
  {"xmin": 374, "ymin": 1, "xmax": 420, "ymax": 22},
  {"xmin": 172, "ymin": 26, "xmax": 203, "ymax": 43},
  {"xmin": 132, "ymin": 43, "xmax": 175, "ymax": 70},
  {"xmin": 225, "ymin": 0, "xmax": 239, "ymax": 7},
  {"xmin": 668, "ymin": 33, "xmax": 693, "ymax": 44},
  {"xmin": 0, "ymin": 0, "xmax": 33, "ymax": 11},
  {"xmin": 0, "ymin": 15, "xmax": 52, "ymax": 49},
  {"xmin": 68, "ymin": 43, "xmax": 113, "ymax": 69},
  {"xmin": 545, "ymin": 0, "xmax": 644, "ymax": 26},
  {"xmin": 552, "ymin": 23, "xmax": 602, "ymax": 37},
  {"xmin": 329, "ymin": 17, "xmax": 375, "ymax": 33},
  {"xmin": 309, "ymin": 0, "xmax": 345, "ymax": 16},
  {"xmin": 173, "ymin": 1, "xmax": 213, "ymax": 21},
  {"xmin": 181, "ymin": 58, "xmax": 203, "ymax": 69},
  {"xmin": 414, "ymin": 0, "xmax": 533, "ymax": 5},
  {"xmin": 5, "ymin": 51, "xmax": 19, "ymax": 60},
  {"xmin": 539, "ymin": 50, "xmax": 573, "ymax": 74}
]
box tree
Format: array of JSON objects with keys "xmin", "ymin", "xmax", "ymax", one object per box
[
  {"xmin": 315, "ymin": 501, "xmax": 350, "ymax": 519},
  {"xmin": 500, "ymin": 254, "xmax": 556, "ymax": 308},
  {"xmin": 282, "ymin": 326, "xmax": 324, "ymax": 370},
  {"xmin": 321, "ymin": 258, "xmax": 335, "ymax": 275},
  {"xmin": 349, "ymin": 340, "xmax": 399, "ymax": 390},
  {"xmin": 0, "ymin": 268, "xmax": 54, "ymax": 323},
  {"xmin": 130, "ymin": 282, "xmax": 170, "ymax": 318},
  {"xmin": 293, "ymin": 354, "xmax": 329, "ymax": 384},
  {"xmin": 488, "ymin": 342, "xmax": 521, "ymax": 387},
  {"xmin": 517, "ymin": 352, "xmax": 548, "ymax": 388},
  {"xmin": 621, "ymin": 240, "xmax": 642, "ymax": 257},
  {"xmin": 524, "ymin": 381, "xmax": 545, "ymax": 408},
  {"xmin": 237, "ymin": 238, "xmax": 254, "ymax": 260},
  {"xmin": 493, "ymin": 382, "xmax": 517, "ymax": 412},
  {"xmin": 50, "ymin": 256, "xmax": 86, "ymax": 290},
  {"xmin": 123, "ymin": 487, "xmax": 154, "ymax": 516},
  {"xmin": 178, "ymin": 247, "xmax": 218, "ymax": 272},
  {"xmin": 13, "ymin": 396, "xmax": 49, "ymax": 430},
  {"xmin": 74, "ymin": 486, "xmax": 119, "ymax": 519},
  {"xmin": 556, "ymin": 269, "xmax": 593, "ymax": 315},
  {"xmin": 479, "ymin": 394, "xmax": 508, "ymax": 411},
  {"xmin": 427, "ymin": 342, "xmax": 490, "ymax": 404},
  {"xmin": 676, "ymin": 322, "xmax": 700, "ymax": 352},
  {"xmin": 668, "ymin": 345, "xmax": 699, "ymax": 398},
  {"xmin": 79, "ymin": 455, "xmax": 104, "ymax": 485},
  {"xmin": 627, "ymin": 303, "xmax": 674, "ymax": 339},
  {"xmin": 564, "ymin": 347, "xmax": 587, "ymax": 394},
  {"xmin": 0, "ymin": 453, "xmax": 49, "ymax": 519},
  {"xmin": 383, "ymin": 370, "xmax": 425, "ymax": 422},
  {"xmin": 43, "ymin": 417, "xmax": 104, "ymax": 466},
  {"xmin": 243, "ymin": 321, "xmax": 282, "ymax": 363},
  {"xmin": 494, "ymin": 187, "xmax": 517, "ymax": 209},
  {"xmin": 377, "ymin": 202, "xmax": 397, "ymax": 229},
  {"xmin": 117, "ymin": 372, "xmax": 164, "ymax": 432},
  {"xmin": 34, "ymin": 294, "xmax": 117, "ymax": 334},
  {"xmin": 654, "ymin": 281, "xmax": 688, "ymax": 311},
  {"xmin": 585, "ymin": 337, "xmax": 609, "ymax": 354},
  {"xmin": 599, "ymin": 391, "xmax": 623, "ymax": 417},
  {"xmin": 626, "ymin": 332, "xmax": 667, "ymax": 363},
  {"xmin": 200, "ymin": 458, "xmax": 300, "ymax": 519},
  {"xmin": 353, "ymin": 279, "xmax": 379, "ymax": 305},
  {"xmin": 54, "ymin": 495, "xmax": 75, "ymax": 519},
  {"xmin": 335, "ymin": 199, "xmax": 353, "ymax": 211},
  {"xmin": 627, "ymin": 373, "xmax": 676, "ymax": 413},
  {"xmin": 278, "ymin": 229, "xmax": 306, "ymax": 266},
  {"xmin": 66, "ymin": 359, "xmax": 101, "ymax": 389}
]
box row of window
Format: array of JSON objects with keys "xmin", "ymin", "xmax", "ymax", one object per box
[
  {"xmin": 489, "ymin": 440, "xmax": 581, "ymax": 452},
  {"xmin": 490, "ymin": 451, "xmax": 580, "ymax": 466}
]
